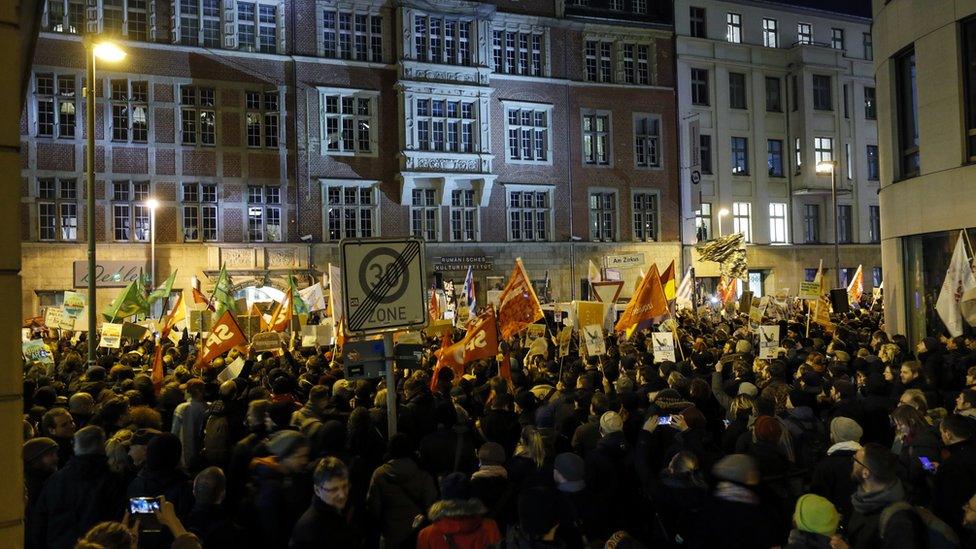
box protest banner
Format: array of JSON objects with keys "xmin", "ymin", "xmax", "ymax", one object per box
[
  {"xmin": 759, "ymin": 325, "xmax": 780, "ymax": 359},
  {"xmin": 99, "ymin": 323, "xmax": 123, "ymax": 348},
  {"xmin": 23, "ymin": 339, "xmax": 54, "ymax": 365},
  {"xmin": 652, "ymin": 332, "xmax": 676, "ymax": 362},
  {"xmin": 217, "ymin": 357, "xmax": 246, "ymax": 383},
  {"xmin": 251, "ymin": 332, "xmax": 284, "ymax": 352},
  {"xmin": 301, "ymin": 323, "xmax": 334, "ymax": 348}
]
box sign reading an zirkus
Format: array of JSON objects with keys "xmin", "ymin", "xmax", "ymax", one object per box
[{"xmin": 73, "ymin": 261, "xmax": 147, "ymax": 288}]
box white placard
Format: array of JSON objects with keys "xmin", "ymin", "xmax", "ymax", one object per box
[
  {"xmin": 582, "ymin": 324, "xmax": 606, "ymax": 357},
  {"xmin": 759, "ymin": 325, "xmax": 780, "ymax": 359},
  {"xmin": 99, "ymin": 323, "xmax": 123, "ymax": 348},
  {"xmin": 217, "ymin": 357, "xmax": 245, "ymax": 383},
  {"xmin": 652, "ymin": 332, "xmax": 676, "ymax": 363}
]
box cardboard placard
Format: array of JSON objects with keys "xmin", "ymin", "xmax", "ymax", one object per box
[
  {"xmin": 581, "ymin": 324, "xmax": 606, "ymax": 357},
  {"xmin": 121, "ymin": 321, "xmax": 150, "ymax": 341},
  {"xmin": 748, "ymin": 297, "xmax": 763, "ymax": 324},
  {"xmin": 557, "ymin": 326, "xmax": 572, "ymax": 358},
  {"xmin": 526, "ymin": 323, "xmax": 546, "ymax": 342},
  {"xmin": 487, "ymin": 290, "xmax": 502, "ymax": 309},
  {"xmin": 301, "ymin": 323, "xmax": 334, "ymax": 348},
  {"xmin": 71, "ymin": 308, "xmax": 89, "ymax": 331},
  {"xmin": 44, "ymin": 307, "xmax": 63, "ymax": 330},
  {"xmin": 652, "ymin": 332, "xmax": 676, "ymax": 363},
  {"xmin": 217, "ymin": 357, "xmax": 246, "ymax": 383},
  {"xmin": 798, "ymin": 281, "xmax": 820, "ymax": 300},
  {"xmin": 63, "ymin": 291, "xmax": 86, "ymax": 318},
  {"xmin": 99, "ymin": 323, "xmax": 123, "ymax": 348},
  {"xmin": 23, "ymin": 339, "xmax": 54, "ymax": 365},
  {"xmin": 251, "ymin": 332, "xmax": 284, "ymax": 352},
  {"xmin": 189, "ymin": 310, "xmax": 214, "ymax": 333},
  {"xmin": 759, "ymin": 325, "xmax": 780, "ymax": 359},
  {"xmin": 395, "ymin": 330, "xmax": 424, "ymax": 345}
]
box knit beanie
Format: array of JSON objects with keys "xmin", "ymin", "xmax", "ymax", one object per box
[
  {"xmin": 553, "ymin": 452, "xmax": 585, "ymax": 482},
  {"xmin": 753, "ymin": 416, "xmax": 782, "ymax": 444},
  {"xmin": 600, "ymin": 411, "xmax": 624, "ymax": 434},
  {"xmin": 829, "ymin": 417, "xmax": 863, "ymax": 444},
  {"xmin": 267, "ymin": 430, "xmax": 306, "ymax": 459},
  {"xmin": 440, "ymin": 472, "xmax": 470, "ymax": 501},
  {"xmin": 712, "ymin": 454, "xmax": 759, "ymax": 486},
  {"xmin": 737, "ymin": 382, "xmax": 758, "ymax": 397},
  {"xmin": 23, "ymin": 437, "xmax": 59, "ymax": 465},
  {"xmin": 794, "ymin": 494, "xmax": 840, "ymax": 536}
]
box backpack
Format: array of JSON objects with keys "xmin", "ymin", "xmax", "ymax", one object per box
[
  {"xmin": 785, "ymin": 415, "xmax": 827, "ymax": 471},
  {"xmin": 879, "ymin": 501, "xmax": 960, "ymax": 549},
  {"xmin": 202, "ymin": 407, "xmax": 230, "ymax": 466}
]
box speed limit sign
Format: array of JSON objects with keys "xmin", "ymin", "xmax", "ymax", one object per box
[{"xmin": 340, "ymin": 237, "xmax": 427, "ymax": 335}]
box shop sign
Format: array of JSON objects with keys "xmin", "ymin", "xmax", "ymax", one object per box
[
  {"xmin": 74, "ymin": 261, "xmax": 147, "ymax": 288},
  {"xmin": 605, "ymin": 254, "xmax": 644, "ymax": 268},
  {"xmin": 434, "ymin": 256, "xmax": 493, "ymax": 272}
]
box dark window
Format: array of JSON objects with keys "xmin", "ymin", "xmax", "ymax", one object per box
[
  {"xmin": 863, "ymin": 32, "xmax": 873, "ymax": 60},
  {"xmin": 896, "ymin": 48, "xmax": 919, "ymax": 177},
  {"xmin": 864, "ymin": 86, "xmax": 876, "ymax": 120},
  {"xmin": 869, "ymin": 205, "xmax": 880, "ymax": 243},
  {"xmin": 813, "ymin": 75, "xmax": 832, "ymax": 110},
  {"xmin": 963, "ymin": 19, "xmax": 976, "ymax": 161},
  {"xmin": 691, "ymin": 68, "xmax": 709, "ymax": 106},
  {"xmin": 700, "ymin": 134, "xmax": 712, "ymax": 174},
  {"xmin": 731, "ymin": 136, "xmax": 748, "ymax": 175},
  {"xmin": 867, "ymin": 145, "xmax": 879, "ymax": 180},
  {"xmin": 765, "ymin": 77, "xmax": 782, "ymax": 112},
  {"xmin": 689, "ymin": 7, "xmax": 706, "ymax": 38},
  {"xmin": 767, "ymin": 139, "xmax": 784, "ymax": 177},
  {"xmin": 837, "ymin": 204, "xmax": 852, "ymax": 243},
  {"xmin": 804, "ymin": 268, "xmax": 818, "ymax": 282},
  {"xmin": 843, "ymin": 84, "xmax": 849, "ymax": 118},
  {"xmin": 831, "ymin": 28, "xmax": 845, "ymax": 50},
  {"xmin": 804, "ymin": 204, "xmax": 820, "ymax": 243},
  {"xmin": 729, "ymin": 72, "xmax": 746, "ymax": 109}
]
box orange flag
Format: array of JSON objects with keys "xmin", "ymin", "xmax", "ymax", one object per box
[
  {"xmin": 195, "ymin": 310, "xmax": 247, "ymax": 369},
  {"xmin": 151, "ymin": 346, "xmax": 165, "ymax": 392},
  {"xmin": 614, "ymin": 264, "xmax": 668, "ymax": 333},
  {"xmin": 428, "ymin": 286, "xmax": 440, "ymax": 322},
  {"xmin": 497, "ymin": 259, "xmax": 544, "ymax": 341},
  {"xmin": 160, "ymin": 292, "xmax": 184, "ymax": 340},
  {"xmin": 268, "ymin": 289, "xmax": 293, "ymax": 332},
  {"xmin": 436, "ymin": 308, "xmax": 500, "ymax": 374},
  {"xmin": 191, "ymin": 287, "xmax": 214, "ymax": 311},
  {"xmin": 718, "ymin": 276, "xmax": 738, "ymax": 305},
  {"xmin": 847, "ymin": 265, "xmax": 864, "ymax": 304}
]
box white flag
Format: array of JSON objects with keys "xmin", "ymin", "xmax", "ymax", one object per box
[
  {"xmin": 935, "ymin": 232, "xmax": 976, "ymax": 337},
  {"xmin": 588, "ymin": 260, "xmax": 602, "ymax": 284},
  {"xmin": 676, "ymin": 268, "xmax": 694, "ymax": 309}
]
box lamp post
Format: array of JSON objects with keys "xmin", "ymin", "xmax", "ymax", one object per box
[
  {"xmin": 817, "ymin": 161, "xmax": 841, "ymax": 289},
  {"xmin": 146, "ymin": 198, "xmax": 159, "ymax": 289},
  {"xmin": 83, "ymin": 38, "xmax": 126, "ymax": 366},
  {"xmin": 717, "ymin": 208, "xmax": 730, "ymax": 238}
]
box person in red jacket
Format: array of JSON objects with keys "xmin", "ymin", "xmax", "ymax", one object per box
[{"xmin": 417, "ymin": 472, "xmax": 502, "ymax": 549}]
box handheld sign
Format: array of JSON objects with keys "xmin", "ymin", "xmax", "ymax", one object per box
[
  {"xmin": 23, "ymin": 339, "xmax": 54, "ymax": 365},
  {"xmin": 251, "ymin": 332, "xmax": 284, "ymax": 352},
  {"xmin": 652, "ymin": 332, "xmax": 676, "ymax": 363},
  {"xmin": 759, "ymin": 325, "xmax": 781, "ymax": 359},
  {"xmin": 582, "ymin": 325, "xmax": 606, "ymax": 357},
  {"xmin": 99, "ymin": 323, "xmax": 123, "ymax": 348}
]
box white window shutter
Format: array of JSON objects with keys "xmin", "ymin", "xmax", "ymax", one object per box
[{"xmin": 223, "ymin": 0, "xmax": 237, "ymax": 49}]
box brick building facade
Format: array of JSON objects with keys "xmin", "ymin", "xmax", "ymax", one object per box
[{"xmin": 20, "ymin": 0, "xmax": 679, "ymax": 317}]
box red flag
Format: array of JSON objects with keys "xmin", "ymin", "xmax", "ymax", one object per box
[
  {"xmin": 191, "ymin": 287, "xmax": 214, "ymax": 311},
  {"xmin": 615, "ymin": 264, "xmax": 668, "ymax": 333},
  {"xmin": 497, "ymin": 259, "xmax": 544, "ymax": 340},
  {"xmin": 151, "ymin": 345, "xmax": 165, "ymax": 393},
  {"xmin": 435, "ymin": 308, "xmax": 500, "ymax": 376},
  {"xmin": 428, "ymin": 286, "xmax": 441, "ymax": 322},
  {"xmin": 195, "ymin": 310, "xmax": 247, "ymax": 369}
]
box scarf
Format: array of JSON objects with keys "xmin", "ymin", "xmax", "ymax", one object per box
[
  {"xmin": 827, "ymin": 440, "xmax": 862, "ymax": 455},
  {"xmin": 471, "ymin": 465, "xmax": 508, "ymax": 480}
]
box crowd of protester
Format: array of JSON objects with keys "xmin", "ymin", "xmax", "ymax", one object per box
[{"xmin": 22, "ymin": 302, "xmax": 976, "ymax": 548}]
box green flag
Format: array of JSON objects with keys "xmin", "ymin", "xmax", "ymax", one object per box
[
  {"xmin": 102, "ymin": 279, "xmax": 150, "ymax": 321},
  {"xmin": 212, "ymin": 265, "xmax": 237, "ymax": 317},
  {"xmin": 148, "ymin": 269, "xmax": 178, "ymax": 304},
  {"xmin": 289, "ymin": 275, "xmax": 309, "ymax": 315}
]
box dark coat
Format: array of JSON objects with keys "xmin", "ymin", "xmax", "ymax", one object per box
[
  {"xmin": 810, "ymin": 446, "xmax": 859, "ymax": 519},
  {"xmin": 290, "ymin": 497, "xmax": 362, "ymax": 549},
  {"xmin": 126, "ymin": 467, "xmax": 195, "ymax": 519},
  {"xmin": 480, "ymin": 409, "xmax": 521, "ymax": 457},
  {"xmin": 554, "ymin": 486, "xmax": 608, "ymax": 549},
  {"xmin": 846, "ymin": 481, "xmax": 910, "ymax": 549},
  {"xmin": 932, "ymin": 438, "xmax": 976, "ymax": 535},
  {"xmin": 184, "ymin": 503, "xmax": 248, "ymax": 548},
  {"xmin": 470, "ymin": 467, "xmax": 516, "ymax": 531},
  {"xmin": 585, "ymin": 431, "xmax": 637, "ymax": 530},
  {"xmin": 248, "ymin": 456, "xmax": 313, "ymax": 549},
  {"xmin": 688, "ymin": 495, "xmax": 778, "ymax": 549},
  {"xmin": 29, "ymin": 454, "xmax": 126, "ymax": 549},
  {"xmin": 419, "ymin": 425, "xmax": 480, "ymax": 479},
  {"xmin": 366, "ymin": 457, "xmax": 438, "ymax": 549}
]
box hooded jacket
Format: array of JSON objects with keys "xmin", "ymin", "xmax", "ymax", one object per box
[
  {"xmin": 417, "ymin": 498, "xmax": 501, "ymax": 549},
  {"xmin": 366, "ymin": 457, "xmax": 438, "ymax": 549},
  {"xmin": 846, "ymin": 480, "xmax": 908, "ymax": 549}
]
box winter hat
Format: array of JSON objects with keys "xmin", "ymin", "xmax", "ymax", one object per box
[
  {"xmin": 753, "ymin": 416, "xmax": 782, "ymax": 444},
  {"xmin": 829, "ymin": 417, "xmax": 863, "ymax": 444},
  {"xmin": 735, "ymin": 340, "xmax": 753, "ymax": 354},
  {"xmin": 518, "ymin": 487, "xmax": 559, "ymax": 538},
  {"xmin": 793, "ymin": 494, "xmax": 840, "ymax": 536},
  {"xmin": 600, "ymin": 411, "xmax": 624, "ymax": 434},
  {"xmin": 534, "ymin": 403, "xmax": 556, "ymax": 429},
  {"xmin": 553, "ymin": 452, "xmax": 585, "ymax": 482},
  {"xmin": 267, "ymin": 430, "xmax": 307, "ymax": 459},
  {"xmin": 680, "ymin": 406, "xmax": 707, "ymax": 430},
  {"xmin": 440, "ymin": 472, "xmax": 471, "ymax": 501},
  {"xmin": 737, "ymin": 382, "xmax": 759, "ymax": 397},
  {"xmin": 478, "ymin": 442, "xmax": 506, "ymax": 466},
  {"xmin": 145, "ymin": 432, "xmax": 182, "ymax": 471},
  {"xmin": 711, "ymin": 454, "xmax": 760, "ymax": 486},
  {"xmin": 23, "ymin": 437, "xmax": 58, "ymax": 465}
]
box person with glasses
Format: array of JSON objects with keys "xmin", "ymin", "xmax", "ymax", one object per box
[{"xmin": 844, "ymin": 443, "xmax": 920, "ymax": 548}]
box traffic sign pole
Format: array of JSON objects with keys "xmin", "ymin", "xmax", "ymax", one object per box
[{"xmin": 384, "ymin": 331, "xmax": 396, "ymax": 438}]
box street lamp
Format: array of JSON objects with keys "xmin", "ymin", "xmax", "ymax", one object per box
[
  {"xmin": 84, "ymin": 38, "xmax": 126, "ymax": 366},
  {"xmin": 816, "ymin": 160, "xmax": 841, "ymax": 289},
  {"xmin": 717, "ymin": 208, "xmax": 730, "ymax": 238},
  {"xmin": 146, "ymin": 198, "xmax": 159, "ymax": 289}
]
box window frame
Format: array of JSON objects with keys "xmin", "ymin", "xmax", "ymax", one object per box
[
  {"xmin": 797, "ymin": 22, "xmax": 812, "ymax": 45},
  {"xmin": 506, "ymin": 185, "xmax": 553, "ymax": 242},
  {"xmin": 695, "ymin": 202, "xmax": 712, "ymax": 241},
  {"xmin": 896, "ymin": 48, "xmax": 919, "ymax": 178},
  {"xmin": 110, "ymin": 79, "xmax": 149, "ymax": 143},
  {"xmin": 323, "ymin": 179, "xmax": 380, "ymax": 241},
  {"xmin": 831, "ymin": 27, "xmax": 845, "ymax": 51},
  {"xmin": 111, "ymin": 180, "xmax": 152, "ymax": 242},
  {"xmin": 690, "ymin": 67, "xmax": 709, "ymax": 106},
  {"xmin": 413, "ymin": 13, "xmax": 473, "ymax": 66},
  {"xmin": 245, "ymin": 89, "xmax": 280, "ymax": 149},
  {"xmin": 319, "ymin": 87, "xmax": 379, "ymax": 156},
  {"xmin": 631, "ymin": 190, "xmax": 660, "ymax": 242},
  {"xmin": 812, "ymin": 74, "xmax": 832, "ymax": 111},
  {"xmin": 36, "ymin": 177, "xmax": 79, "ymax": 242},
  {"xmin": 868, "ymin": 205, "xmax": 881, "ymax": 243},
  {"xmin": 728, "ymin": 72, "xmax": 747, "ymax": 110},
  {"xmin": 867, "ymin": 144, "xmax": 879, "ymax": 181},
  {"xmin": 730, "ymin": 136, "xmax": 749, "ymax": 176},
  {"xmin": 321, "ymin": 8, "xmax": 383, "ymax": 62},
  {"xmin": 864, "ymin": 86, "xmax": 877, "ymax": 120},
  {"xmin": 767, "ymin": 139, "xmax": 784, "ymax": 177},
  {"xmin": 180, "ymin": 182, "xmax": 219, "ymax": 242},
  {"xmin": 837, "ymin": 204, "xmax": 853, "ymax": 244},
  {"xmin": 449, "ymin": 187, "xmax": 480, "ymax": 242},
  {"xmin": 814, "ymin": 136, "xmax": 834, "ymax": 165},
  {"xmin": 732, "ymin": 201, "xmax": 752, "ymax": 243},
  {"xmin": 803, "ymin": 203, "xmax": 820, "ymax": 243},
  {"xmin": 768, "ymin": 202, "xmax": 788, "ymax": 244},
  {"xmin": 765, "ymin": 76, "xmax": 782, "ymax": 112},
  {"xmin": 699, "ymin": 134, "xmax": 712, "ymax": 174},
  {"xmin": 492, "ymin": 28, "xmax": 546, "ymax": 76},
  {"xmin": 581, "ymin": 109, "xmax": 612, "ymax": 167},
  {"xmin": 412, "ymin": 95, "xmax": 478, "ymax": 154},
  {"xmin": 246, "ymin": 184, "xmax": 283, "ymax": 242},
  {"xmin": 588, "ymin": 189, "xmax": 618, "ymax": 242},
  {"xmin": 179, "ymin": 84, "xmax": 216, "ymax": 146},
  {"xmin": 689, "ymin": 6, "xmax": 706, "ymax": 39},
  {"xmin": 410, "ymin": 187, "xmax": 440, "ymax": 241},
  {"xmin": 502, "ymin": 101, "xmax": 553, "ymax": 165},
  {"xmin": 726, "ymin": 12, "xmax": 741, "ymax": 44},
  {"xmin": 34, "ymin": 72, "xmax": 76, "ymax": 139},
  {"xmin": 633, "ymin": 113, "xmax": 663, "ymax": 169},
  {"xmin": 762, "ymin": 18, "xmax": 778, "ymax": 48}
]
